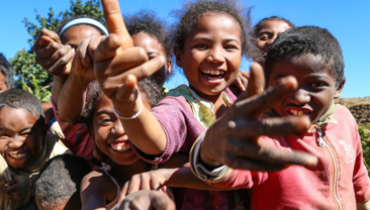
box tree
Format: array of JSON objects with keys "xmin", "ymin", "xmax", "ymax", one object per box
[{"xmin": 10, "ymin": 0, "xmax": 104, "ymax": 101}]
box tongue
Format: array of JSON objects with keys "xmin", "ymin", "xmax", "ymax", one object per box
[{"xmin": 110, "ymin": 141, "xmax": 129, "ymax": 147}]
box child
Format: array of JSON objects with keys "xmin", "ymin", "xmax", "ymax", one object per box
[
  {"xmin": 33, "ymin": 15, "xmax": 108, "ymax": 165},
  {"xmin": 190, "ymin": 26, "xmax": 370, "ymax": 209},
  {"xmin": 35, "ymin": 154, "xmax": 91, "ymax": 210},
  {"xmin": 0, "ymin": 53, "xmax": 14, "ymax": 93},
  {"xmin": 94, "ymin": 0, "xmax": 251, "ymax": 209},
  {"xmin": 0, "ymin": 89, "xmax": 70, "ymax": 210},
  {"xmin": 80, "ymin": 79, "xmax": 183, "ymax": 209},
  {"xmin": 248, "ymin": 16, "xmax": 294, "ymax": 65}
]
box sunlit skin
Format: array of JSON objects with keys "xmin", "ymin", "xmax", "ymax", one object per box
[
  {"xmin": 61, "ymin": 24, "xmax": 102, "ymax": 49},
  {"xmin": 175, "ymin": 14, "xmax": 242, "ymax": 101},
  {"xmin": 132, "ymin": 32, "xmax": 171, "ymax": 85},
  {"xmin": 0, "ymin": 107, "xmax": 46, "ymax": 169},
  {"xmin": 256, "ymin": 20, "xmax": 292, "ymax": 57},
  {"xmin": 0, "ymin": 73, "xmax": 9, "ymax": 93},
  {"xmin": 269, "ymin": 54, "xmax": 345, "ymax": 123}
]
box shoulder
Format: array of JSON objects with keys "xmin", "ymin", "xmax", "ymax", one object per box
[
  {"xmin": 81, "ymin": 170, "xmax": 113, "ymax": 193},
  {"xmin": 334, "ymin": 104, "xmax": 357, "ymax": 125},
  {"xmin": 45, "ymin": 133, "xmax": 71, "ymax": 158}
]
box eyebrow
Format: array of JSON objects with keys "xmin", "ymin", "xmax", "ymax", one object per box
[
  {"xmin": 95, "ymin": 110, "xmax": 114, "ymax": 117},
  {"xmin": 0, "ymin": 127, "xmax": 33, "ymax": 132},
  {"xmin": 192, "ymin": 37, "xmax": 240, "ymax": 44}
]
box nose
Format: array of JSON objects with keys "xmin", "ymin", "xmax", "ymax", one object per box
[
  {"xmin": 111, "ymin": 120, "xmax": 125, "ymax": 136},
  {"xmin": 288, "ymin": 88, "xmax": 310, "ymax": 105},
  {"xmin": 8, "ymin": 136, "xmax": 25, "ymax": 149},
  {"xmin": 207, "ymin": 46, "xmax": 224, "ymax": 63}
]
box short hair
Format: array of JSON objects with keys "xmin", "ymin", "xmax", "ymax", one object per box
[
  {"xmin": 125, "ymin": 10, "xmax": 171, "ymax": 62},
  {"xmin": 35, "ymin": 154, "xmax": 92, "ymax": 210},
  {"xmin": 248, "ymin": 16, "xmax": 294, "ymax": 62},
  {"xmin": 56, "ymin": 15, "xmax": 107, "ymax": 38},
  {"xmin": 0, "ymin": 89, "xmax": 44, "ymax": 120},
  {"xmin": 0, "ymin": 53, "xmax": 14, "ymax": 89},
  {"xmin": 80, "ymin": 79, "xmax": 163, "ymax": 164},
  {"xmin": 170, "ymin": 0, "xmax": 251, "ymax": 56},
  {"xmin": 265, "ymin": 26, "xmax": 344, "ymax": 87}
]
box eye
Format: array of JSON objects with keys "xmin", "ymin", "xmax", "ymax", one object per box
[
  {"xmin": 224, "ymin": 45, "xmax": 237, "ymax": 50},
  {"xmin": 194, "ymin": 44, "xmax": 208, "ymax": 49},
  {"xmin": 310, "ymin": 81, "xmax": 326, "ymax": 88},
  {"xmin": 98, "ymin": 118, "xmax": 112, "ymax": 124},
  {"xmin": 0, "ymin": 133, "xmax": 9, "ymax": 139},
  {"xmin": 258, "ymin": 34, "xmax": 269, "ymax": 40},
  {"xmin": 22, "ymin": 132, "xmax": 32, "ymax": 136}
]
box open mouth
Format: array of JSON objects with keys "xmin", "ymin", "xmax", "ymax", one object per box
[
  {"xmin": 110, "ymin": 141, "xmax": 131, "ymax": 153},
  {"xmin": 286, "ymin": 108, "xmax": 312, "ymax": 116},
  {"xmin": 201, "ymin": 70, "xmax": 225, "ymax": 81},
  {"xmin": 8, "ymin": 153, "xmax": 26, "ymax": 159}
]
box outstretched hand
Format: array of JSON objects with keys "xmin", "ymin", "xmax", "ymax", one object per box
[
  {"xmin": 94, "ymin": 0, "xmax": 165, "ymax": 117},
  {"xmin": 200, "ymin": 62, "xmax": 318, "ymax": 171},
  {"xmin": 0, "ymin": 180, "xmax": 19, "ymax": 201},
  {"xmin": 33, "ymin": 28, "xmax": 75, "ymax": 78}
]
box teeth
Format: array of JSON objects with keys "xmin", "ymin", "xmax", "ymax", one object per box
[
  {"xmin": 202, "ymin": 70, "xmax": 224, "ymax": 75},
  {"xmin": 111, "ymin": 144, "xmax": 130, "ymax": 152},
  {"xmin": 289, "ymin": 110, "xmax": 306, "ymax": 116},
  {"xmin": 9, "ymin": 153, "xmax": 26, "ymax": 159}
]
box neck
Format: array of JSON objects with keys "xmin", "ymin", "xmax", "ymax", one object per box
[
  {"xmin": 190, "ymin": 86, "xmax": 228, "ymax": 117},
  {"xmin": 108, "ymin": 159, "xmax": 152, "ymax": 184}
]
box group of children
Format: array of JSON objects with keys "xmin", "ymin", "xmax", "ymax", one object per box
[{"xmin": 0, "ymin": 0, "xmax": 369, "ymax": 209}]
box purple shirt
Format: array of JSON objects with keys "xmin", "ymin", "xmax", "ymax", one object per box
[{"xmin": 135, "ymin": 86, "xmax": 243, "ymax": 210}]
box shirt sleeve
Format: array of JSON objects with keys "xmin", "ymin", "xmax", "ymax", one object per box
[
  {"xmin": 132, "ymin": 97, "xmax": 191, "ymax": 164},
  {"xmin": 352, "ymin": 122, "xmax": 370, "ymax": 203}
]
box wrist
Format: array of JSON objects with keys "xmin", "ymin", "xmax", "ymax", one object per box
[
  {"xmin": 113, "ymin": 93, "xmax": 142, "ymax": 119},
  {"xmin": 70, "ymin": 70, "xmax": 92, "ymax": 87},
  {"xmin": 199, "ymin": 134, "xmax": 222, "ymax": 169}
]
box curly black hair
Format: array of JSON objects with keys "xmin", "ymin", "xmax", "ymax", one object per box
[
  {"xmin": 248, "ymin": 16, "xmax": 294, "ymax": 62},
  {"xmin": 265, "ymin": 26, "xmax": 344, "ymax": 87},
  {"xmin": 125, "ymin": 10, "xmax": 171, "ymax": 62},
  {"xmin": 170, "ymin": 0, "xmax": 251, "ymax": 56},
  {"xmin": 0, "ymin": 53, "xmax": 14, "ymax": 90},
  {"xmin": 0, "ymin": 89, "xmax": 44, "ymax": 120},
  {"xmin": 80, "ymin": 78, "xmax": 164, "ymax": 162},
  {"xmin": 56, "ymin": 15, "xmax": 107, "ymax": 39},
  {"xmin": 35, "ymin": 154, "xmax": 91, "ymax": 210}
]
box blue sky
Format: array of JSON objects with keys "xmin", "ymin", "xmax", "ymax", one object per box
[{"xmin": 0, "ymin": 0, "xmax": 369, "ymax": 97}]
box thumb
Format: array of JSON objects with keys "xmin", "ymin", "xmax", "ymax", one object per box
[
  {"xmin": 236, "ymin": 62, "xmax": 265, "ymax": 102},
  {"xmin": 150, "ymin": 191, "xmax": 176, "ymax": 210},
  {"xmin": 114, "ymin": 74, "xmax": 138, "ymax": 103}
]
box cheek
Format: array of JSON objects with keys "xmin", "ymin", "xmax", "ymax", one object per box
[
  {"xmin": 256, "ymin": 40, "xmax": 266, "ymax": 49},
  {"xmin": 95, "ymin": 128, "xmax": 110, "ymax": 150}
]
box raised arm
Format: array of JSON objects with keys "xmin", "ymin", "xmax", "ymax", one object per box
[
  {"xmin": 33, "ymin": 28, "xmax": 75, "ymax": 105},
  {"xmin": 94, "ymin": 0, "xmax": 167, "ymax": 155}
]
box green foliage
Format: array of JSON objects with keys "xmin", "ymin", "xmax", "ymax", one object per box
[
  {"xmin": 10, "ymin": 0, "xmax": 104, "ymax": 100},
  {"xmin": 359, "ymin": 124, "xmax": 370, "ymax": 175}
]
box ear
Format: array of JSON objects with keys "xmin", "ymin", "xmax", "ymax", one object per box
[
  {"xmin": 166, "ymin": 58, "xmax": 173, "ymax": 74},
  {"xmin": 334, "ymin": 77, "xmax": 346, "ymax": 99},
  {"xmin": 174, "ymin": 47, "xmax": 182, "ymax": 68}
]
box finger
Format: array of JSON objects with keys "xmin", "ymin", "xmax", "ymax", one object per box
[
  {"xmin": 234, "ymin": 76, "xmax": 298, "ymax": 118},
  {"xmin": 149, "ymin": 191, "xmax": 176, "ymax": 210},
  {"xmin": 238, "ymin": 62, "xmax": 264, "ymax": 101},
  {"xmin": 101, "ymin": 0, "xmax": 133, "ymax": 49},
  {"xmin": 94, "ymin": 34, "xmax": 121, "ymax": 62},
  {"xmin": 39, "ymin": 45, "xmax": 72, "ymax": 69},
  {"xmin": 140, "ymin": 174, "xmax": 151, "ymax": 191},
  {"xmin": 113, "ymin": 74, "xmax": 137, "ymax": 103},
  {"xmin": 127, "ymin": 175, "xmax": 141, "ymax": 194},
  {"xmin": 150, "ymin": 175, "xmax": 160, "ymax": 190},
  {"xmin": 121, "ymin": 182, "xmax": 129, "ymax": 197},
  {"xmin": 87, "ymin": 36, "xmax": 102, "ymax": 64},
  {"xmin": 227, "ymin": 116, "xmax": 311, "ymax": 138},
  {"xmin": 224, "ymin": 139, "xmax": 318, "ymax": 169},
  {"xmin": 235, "ymin": 77, "xmax": 245, "ymax": 92},
  {"xmin": 77, "ymin": 38, "xmax": 91, "ymax": 68},
  {"xmin": 48, "ymin": 48, "xmax": 75, "ymax": 75},
  {"xmin": 223, "ymin": 153, "xmax": 287, "ymax": 172},
  {"xmin": 40, "ymin": 28, "xmax": 61, "ymax": 43},
  {"xmin": 35, "ymin": 42, "xmax": 64, "ymax": 63}
]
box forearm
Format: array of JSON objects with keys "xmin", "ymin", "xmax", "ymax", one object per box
[
  {"xmin": 81, "ymin": 193, "xmax": 106, "ymax": 210},
  {"xmin": 165, "ymin": 167, "xmax": 235, "ymax": 191},
  {"xmin": 114, "ymin": 96, "xmax": 167, "ymax": 155},
  {"xmin": 51, "ymin": 76, "xmax": 67, "ymax": 105},
  {"xmin": 58, "ymin": 71, "xmax": 91, "ymax": 124}
]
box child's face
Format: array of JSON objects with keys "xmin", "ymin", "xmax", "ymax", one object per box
[
  {"xmin": 61, "ymin": 24, "xmax": 102, "ymax": 49},
  {"xmin": 0, "ymin": 73, "xmax": 9, "ymax": 93},
  {"xmin": 268, "ymin": 54, "xmax": 344, "ymax": 123},
  {"xmin": 132, "ymin": 32, "xmax": 171, "ymax": 85},
  {"xmin": 257, "ymin": 20, "xmax": 291, "ymax": 57},
  {"xmin": 176, "ymin": 14, "xmax": 242, "ymax": 96},
  {"xmin": 0, "ymin": 107, "xmax": 45, "ymax": 169},
  {"xmin": 92, "ymin": 93, "xmax": 151, "ymax": 165}
]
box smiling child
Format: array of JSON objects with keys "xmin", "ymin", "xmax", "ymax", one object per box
[
  {"xmin": 191, "ymin": 26, "xmax": 370, "ymax": 210},
  {"xmin": 0, "ymin": 89, "xmax": 69, "ymax": 210}
]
